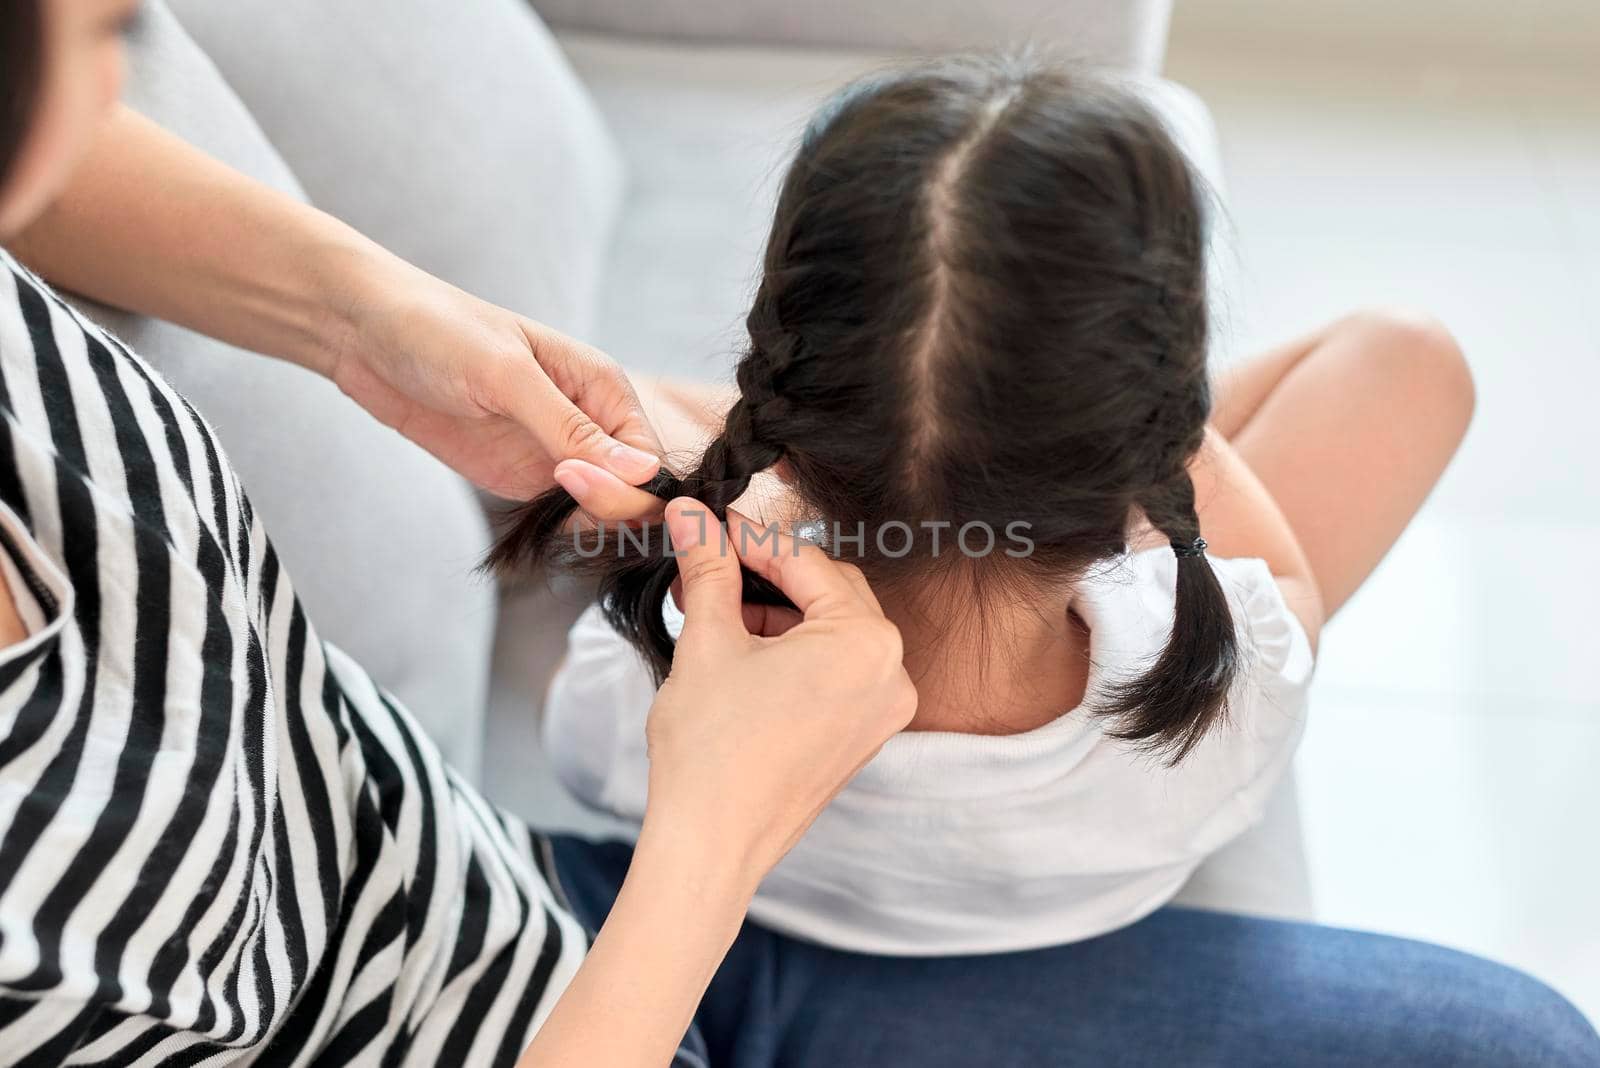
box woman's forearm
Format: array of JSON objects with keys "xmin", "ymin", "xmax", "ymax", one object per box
[
  {"xmin": 9, "ymin": 104, "xmax": 396, "ymax": 376},
  {"xmin": 517, "ymin": 821, "xmax": 757, "ymax": 1067}
]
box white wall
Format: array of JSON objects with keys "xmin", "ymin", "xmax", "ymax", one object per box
[{"xmin": 1172, "ymin": 0, "xmax": 1600, "ymax": 73}]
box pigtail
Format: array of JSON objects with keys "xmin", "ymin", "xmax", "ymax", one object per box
[{"xmin": 1096, "ymin": 470, "xmax": 1240, "ymax": 764}]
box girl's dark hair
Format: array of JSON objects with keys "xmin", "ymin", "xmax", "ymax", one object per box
[
  {"xmin": 487, "ymin": 53, "xmax": 1238, "ymax": 763},
  {"xmin": 0, "ymin": 0, "xmax": 44, "ymax": 196}
]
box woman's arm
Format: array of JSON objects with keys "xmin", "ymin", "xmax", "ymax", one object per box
[
  {"xmin": 9, "ymin": 105, "xmax": 663, "ymax": 510},
  {"xmin": 11, "ymin": 105, "xmax": 376, "ymax": 377},
  {"xmin": 516, "ymin": 827, "xmax": 752, "ymax": 1065}
]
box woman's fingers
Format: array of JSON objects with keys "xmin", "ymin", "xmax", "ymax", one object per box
[
  {"xmin": 667, "ymin": 576, "xmax": 805, "ymax": 638},
  {"xmin": 501, "ymin": 321, "xmax": 662, "ymax": 485},
  {"xmin": 724, "ymin": 509, "xmax": 874, "ymax": 622},
  {"xmin": 663, "ymin": 498, "xmax": 746, "ymax": 646},
  {"xmin": 500, "ymin": 358, "xmax": 657, "ymax": 481},
  {"xmin": 741, "ymin": 601, "xmax": 805, "ymax": 638},
  {"xmin": 830, "ymin": 552, "xmax": 885, "ymax": 613},
  {"xmin": 553, "ymin": 459, "xmax": 666, "ymax": 524},
  {"xmin": 663, "ymin": 502, "xmax": 888, "ymax": 641}
]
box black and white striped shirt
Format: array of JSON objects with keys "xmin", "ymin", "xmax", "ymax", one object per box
[{"xmin": 0, "ymin": 249, "xmax": 592, "ymax": 1065}]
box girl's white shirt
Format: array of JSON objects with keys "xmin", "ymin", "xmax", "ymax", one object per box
[{"xmin": 545, "ymin": 548, "xmax": 1314, "ymax": 955}]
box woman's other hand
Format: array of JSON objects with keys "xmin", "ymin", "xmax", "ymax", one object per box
[
  {"xmin": 327, "ymin": 257, "xmax": 666, "ymax": 517},
  {"xmin": 640, "ymin": 500, "xmax": 917, "ymax": 889}
]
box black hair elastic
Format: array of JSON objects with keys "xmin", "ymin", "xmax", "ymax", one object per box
[{"xmin": 1170, "ymin": 536, "xmax": 1207, "ymax": 559}]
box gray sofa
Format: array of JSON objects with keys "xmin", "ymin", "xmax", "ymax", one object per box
[{"xmin": 85, "ymin": 0, "xmax": 1310, "ymax": 924}]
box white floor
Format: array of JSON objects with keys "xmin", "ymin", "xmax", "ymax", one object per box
[
  {"xmin": 528, "ymin": 26, "xmax": 1600, "ymax": 1025},
  {"xmin": 1165, "ymin": 39, "xmax": 1600, "ymax": 1021}
]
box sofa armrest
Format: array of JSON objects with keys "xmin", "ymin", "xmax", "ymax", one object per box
[{"xmin": 531, "ymin": 0, "xmax": 1173, "ymax": 75}]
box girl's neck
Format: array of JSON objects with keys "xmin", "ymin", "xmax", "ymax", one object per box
[
  {"xmin": 883, "ymin": 590, "xmax": 1092, "ymax": 736},
  {"xmin": 737, "ymin": 479, "xmax": 1093, "ymax": 734}
]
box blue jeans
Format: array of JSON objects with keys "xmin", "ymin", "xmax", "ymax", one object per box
[{"xmin": 549, "ymin": 836, "xmax": 1600, "ymax": 1067}]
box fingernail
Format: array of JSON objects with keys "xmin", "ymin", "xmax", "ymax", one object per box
[
  {"xmin": 554, "ymin": 465, "xmax": 590, "ymax": 499},
  {"xmin": 608, "ymin": 442, "xmax": 658, "ymax": 478},
  {"xmin": 665, "ymin": 501, "xmax": 712, "ymax": 551}
]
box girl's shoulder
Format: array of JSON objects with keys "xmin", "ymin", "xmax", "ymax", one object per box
[{"xmin": 1097, "ymin": 547, "xmax": 1316, "ymax": 695}]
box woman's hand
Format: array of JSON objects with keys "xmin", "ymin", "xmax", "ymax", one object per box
[
  {"xmin": 519, "ymin": 500, "xmax": 914, "ymax": 1067},
  {"xmin": 641, "ymin": 500, "xmax": 918, "ymax": 885},
  {"xmin": 327, "ymin": 256, "xmax": 667, "ymax": 516}
]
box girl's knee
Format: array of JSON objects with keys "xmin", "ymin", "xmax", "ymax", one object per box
[
  {"xmin": 1392, "ymin": 944, "xmax": 1600, "ymax": 1067},
  {"xmin": 1342, "ymin": 305, "xmax": 1476, "ymax": 437},
  {"xmin": 1471, "ymin": 967, "xmax": 1600, "ymax": 1066}
]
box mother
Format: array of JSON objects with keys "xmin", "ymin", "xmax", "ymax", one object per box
[{"xmin": 1, "ymin": 1, "xmax": 1597, "ymax": 1066}]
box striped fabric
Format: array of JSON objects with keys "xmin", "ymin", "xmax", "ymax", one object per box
[{"xmin": 0, "ymin": 250, "xmax": 594, "ymax": 1066}]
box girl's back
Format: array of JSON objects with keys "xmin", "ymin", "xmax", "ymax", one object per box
[{"xmin": 546, "ymin": 545, "xmax": 1311, "ymax": 953}]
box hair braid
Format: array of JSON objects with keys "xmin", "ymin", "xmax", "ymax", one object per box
[{"xmin": 1095, "ymin": 466, "xmax": 1241, "ymax": 763}]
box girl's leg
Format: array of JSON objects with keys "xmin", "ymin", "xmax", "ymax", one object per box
[
  {"xmin": 751, "ymin": 908, "xmax": 1600, "ymax": 1068},
  {"xmin": 1212, "ymin": 308, "xmax": 1475, "ymax": 617},
  {"xmin": 550, "ymin": 836, "xmax": 1600, "ymax": 1068}
]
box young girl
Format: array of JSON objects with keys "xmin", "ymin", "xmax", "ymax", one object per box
[{"xmin": 497, "ymin": 53, "xmax": 1477, "ymax": 955}]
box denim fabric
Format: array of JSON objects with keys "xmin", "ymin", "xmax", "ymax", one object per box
[{"xmin": 550, "ymin": 835, "xmax": 1600, "ymax": 1068}]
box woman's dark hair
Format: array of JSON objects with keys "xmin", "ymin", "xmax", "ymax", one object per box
[
  {"xmin": 0, "ymin": 0, "xmax": 44, "ymax": 196},
  {"xmin": 487, "ymin": 53, "xmax": 1238, "ymax": 763}
]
